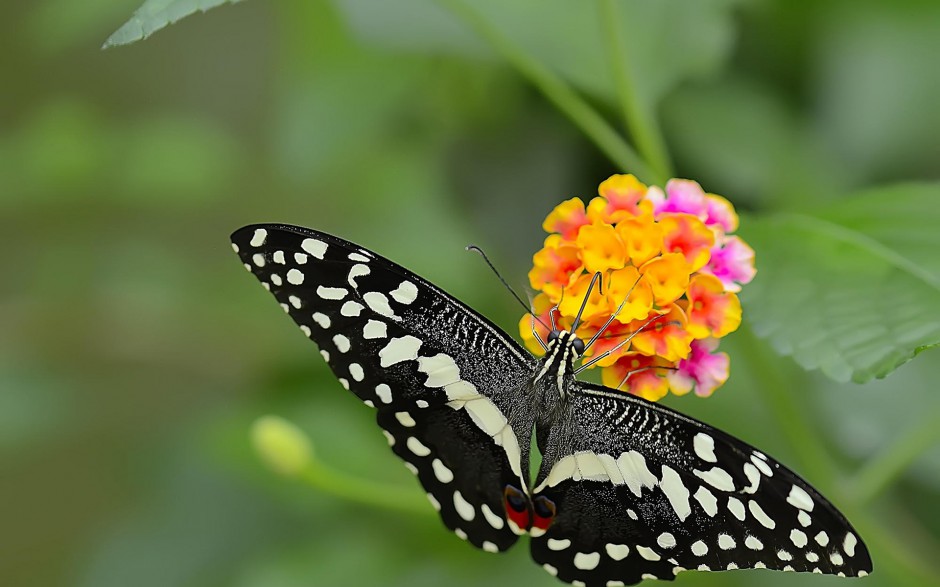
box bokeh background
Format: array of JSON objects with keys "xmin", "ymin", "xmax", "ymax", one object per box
[{"xmin": 2, "ymin": 1, "xmax": 939, "ymax": 586}]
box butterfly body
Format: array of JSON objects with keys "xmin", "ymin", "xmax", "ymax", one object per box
[{"xmin": 232, "ymin": 224, "xmax": 872, "ymax": 586}]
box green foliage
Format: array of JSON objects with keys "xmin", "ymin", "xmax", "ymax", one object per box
[
  {"xmin": 4, "ymin": 1, "xmax": 940, "ymax": 586},
  {"xmin": 103, "ymin": 0, "xmax": 243, "ymax": 47},
  {"xmin": 741, "ymin": 184, "xmax": 940, "ymax": 383}
]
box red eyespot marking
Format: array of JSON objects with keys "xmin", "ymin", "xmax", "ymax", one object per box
[
  {"xmin": 532, "ymin": 495, "xmax": 556, "ymax": 533},
  {"xmin": 503, "ymin": 484, "xmax": 531, "ymax": 533}
]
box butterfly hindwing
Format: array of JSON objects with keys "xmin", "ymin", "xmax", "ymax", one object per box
[
  {"xmin": 231, "ymin": 224, "xmax": 537, "ymax": 551},
  {"xmin": 530, "ymin": 383, "xmax": 872, "ymax": 586}
]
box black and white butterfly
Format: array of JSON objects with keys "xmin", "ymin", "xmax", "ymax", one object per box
[{"xmin": 231, "ymin": 224, "xmax": 872, "ymax": 586}]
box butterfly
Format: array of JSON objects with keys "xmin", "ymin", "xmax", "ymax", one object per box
[{"xmin": 231, "ymin": 224, "xmax": 872, "ymax": 586}]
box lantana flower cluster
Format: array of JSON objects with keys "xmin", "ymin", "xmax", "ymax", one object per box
[{"xmin": 520, "ymin": 175, "xmax": 755, "ymax": 401}]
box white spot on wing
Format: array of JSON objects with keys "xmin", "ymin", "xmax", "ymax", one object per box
[
  {"xmin": 790, "ymin": 529, "xmax": 808, "ymax": 548},
  {"xmin": 787, "ymin": 485, "xmax": 814, "ymax": 511},
  {"xmin": 660, "ymin": 465, "xmax": 691, "ymax": 521},
  {"xmin": 693, "ymin": 433, "xmax": 717, "ymax": 462},
  {"xmin": 301, "ymin": 238, "xmax": 327, "ymax": 259},
  {"xmin": 378, "ymin": 336, "xmax": 422, "ymax": 367},
  {"xmin": 748, "ymin": 500, "xmax": 776, "ymax": 529},
  {"xmin": 333, "ymin": 334, "xmax": 351, "ymax": 353},
  {"xmin": 742, "ymin": 462, "xmax": 761, "ymax": 493},
  {"xmin": 843, "ymin": 532, "xmax": 858, "ymax": 557},
  {"xmin": 573, "ymin": 552, "xmax": 600, "ymax": 571},
  {"xmin": 693, "ymin": 485, "xmax": 717, "ymax": 517},
  {"xmin": 431, "ymin": 459, "xmax": 454, "ymax": 483},
  {"xmin": 798, "ymin": 511, "xmax": 812, "ymax": 527},
  {"xmin": 718, "ymin": 534, "xmax": 735, "ymax": 550},
  {"xmin": 481, "ymin": 504, "xmax": 504, "ymax": 530},
  {"xmin": 462, "ymin": 398, "xmax": 507, "ymax": 437},
  {"xmin": 694, "ymin": 466, "xmax": 735, "ymax": 492},
  {"xmin": 636, "ymin": 546, "xmax": 660, "ymax": 561},
  {"xmin": 453, "ymin": 491, "xmax": 475, "ymax": 521},
  {"xmin": 348, "ymin": 252, "xmax": 370, "ymax": 262},
  {"xmin": 363, "ymin": 319, "xmax": 387, "ymax": 339},
  {"xmin": 751, "ymin": 454, "xmax": 773, "ymax": 476},
  {"xmin": 375, "ymin": 384, "xmax": 392, "ymax": 404},
  {"xmin": 341, "ymin": 301, "xmax": 364, "ymax": 317},
  {"xmin": 316, "ymin": 286, "xmax": 347, "ymax": 300},
  {"xmin": 547, "ymin": 538, "xmax": 570, "ymax": 551},
  {"xmin": 273, "ymin": 250, "xmax": 286, "ymax": 264},
  {"xmin": 252, "ymin": 253, "xmax": 265, "ymax": 267},
  {"xmin": 417, "ymin": 353, "xmax": 461, "ymax": 387},
  {"xmin": 347, "ymin": 263, "xmax": 370, "ymax": 287},
  {"xmin": 395, "ymin": 412, "xmax": 416, "ymax": 427},
  {"xmin": 482, "ymin": 541, "xmax": 498, "ymax": 553},
  {"xmin": 287, "ymin": 268, "xmax": 304, "ymax": 285},
  {"xmin": 657, "ymin": 533, "xmax": 676, "ymax": 549},
  {"xmin": 390, "ymin": 281, "xmax": 419, "ymax": 305},
  {"xmin": 727, "ymin": 496, "xmax": 746, "ymax": 521},
  {"xmin": 363, "ymin": 291, "xmax": 396, "ymax": 318},
  {"xmin": 617, "ymin": 451, "xmax": 658, "ymax": 497},
  {"xmin": 745, "ymin": 536, "xmax": 763, "ymax": 550},
  {"xmin": 605, "ymin": 544, "xmax": 629, "ymax": 561},
  {"xmin": 249, "ymin": 228, "xmax": 267, "ymax": 247},
  {"xmin": 349, "ymin": 363, "xmax": 364, "ymax": 382},
  {"xmin": 312, "ymin": 312, "xmax": 330, "ymax": 328},
  {"xmin": 294, "ymin": 252, "xmax": 308, "ymax": 264},
  {"xmin": 691, "ymin": 540, "xmax": 708, "ymax": 556},
  {"xmin": 406, "ymin": 436, "xmax": 430, "ymax": 457}
]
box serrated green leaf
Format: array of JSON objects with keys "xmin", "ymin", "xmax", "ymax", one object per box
[
  {"xmin": 739, "ymin": 183, "xmax": 940, "ymax": 383},
  {"xmin": 102, "ymin": 0, "xmax": 243, "ymax": 48}
]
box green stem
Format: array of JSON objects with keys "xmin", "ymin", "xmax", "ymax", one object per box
[
  {"xmin": 300, "ymin": 455, "xmax": 433, "ymax": 516},
  {"xmin": 437, "ymin": 0, "xmax": 657, "ymax": 184},
  {"xmin": 737, "ymin": 323, "xmax": 837, "ymax": 489},
  {"xmin": 596, "ymin": 0, "xmax": 672, "ymax": 182},
  {"xmin": 849, "ymin": 402, "xmax": 940, "ymax": 505}
]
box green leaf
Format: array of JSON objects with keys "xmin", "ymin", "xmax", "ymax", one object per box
[
  {"xmin": 337, "ymin": 0, "xmax": 740, "ymax": 108},
  {"xmin": 102, "ymin": 0, "xmax": 243, "ymax": 47},
  {"xmin": 739, "ymin": 183, "xmax": 940, "ymax": 383}
]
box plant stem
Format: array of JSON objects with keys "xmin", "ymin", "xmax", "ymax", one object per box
[
  {"xmin": 596, "ymin": 0, "xmax": 672, "ymax": 182},
  {"xmin": 850, "ymin": 401, "xmax": 940, "ymax": 505},
  {"xmin": 300, "ymin": 455, "xmax": 433, "ymax": 516},
  {"xmin": 438, "ymin": 0, "xmax": 657, "ymax": 184}
]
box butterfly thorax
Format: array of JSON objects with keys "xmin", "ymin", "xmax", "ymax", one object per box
[{"xmin": 530, "ymin": 330, "xmax": 582, "ymax": 414}]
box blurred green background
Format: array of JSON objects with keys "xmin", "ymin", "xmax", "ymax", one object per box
[{"xmin": 2, "ymin": 1, "xmax": 939, "ymax": 586}]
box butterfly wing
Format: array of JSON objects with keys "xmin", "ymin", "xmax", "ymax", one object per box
[
  {"xmin": 530, "ymin": 383, "xmax": 872, "ymax": 586},
  {"xmin": 231, "ymin": 224, "xmax": 537, "ymax": 552}
]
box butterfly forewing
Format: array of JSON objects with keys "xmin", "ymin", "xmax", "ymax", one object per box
[
  {"xmin": 231, "ymin": 224, "xmax": 537, "ymax": 551},
  {"xmin": 529, "ymin": 383, "xmax": 872, "ymax": 586}
]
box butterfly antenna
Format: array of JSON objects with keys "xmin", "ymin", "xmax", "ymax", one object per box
[
  {"xmin": 466, "ymin": 245, "xmax": 551, "ymax": 331},
  {"xmin": 574, "ymin": 314, "xmax": 665, "ymax": 374},
  {"xmin": 582, "ymin": 273, "xmax": 643, "ymax": 353},
  {"xmin": 616, "ymin": 365, "xmax": 678, "ymax": 391},
  {"xmin": 530, "ymin": 313, "xmax": 549, "ymax": 351},
  {"xmin": 570, "ymin": 272, "xmax": 603, "ymax": 334}
]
